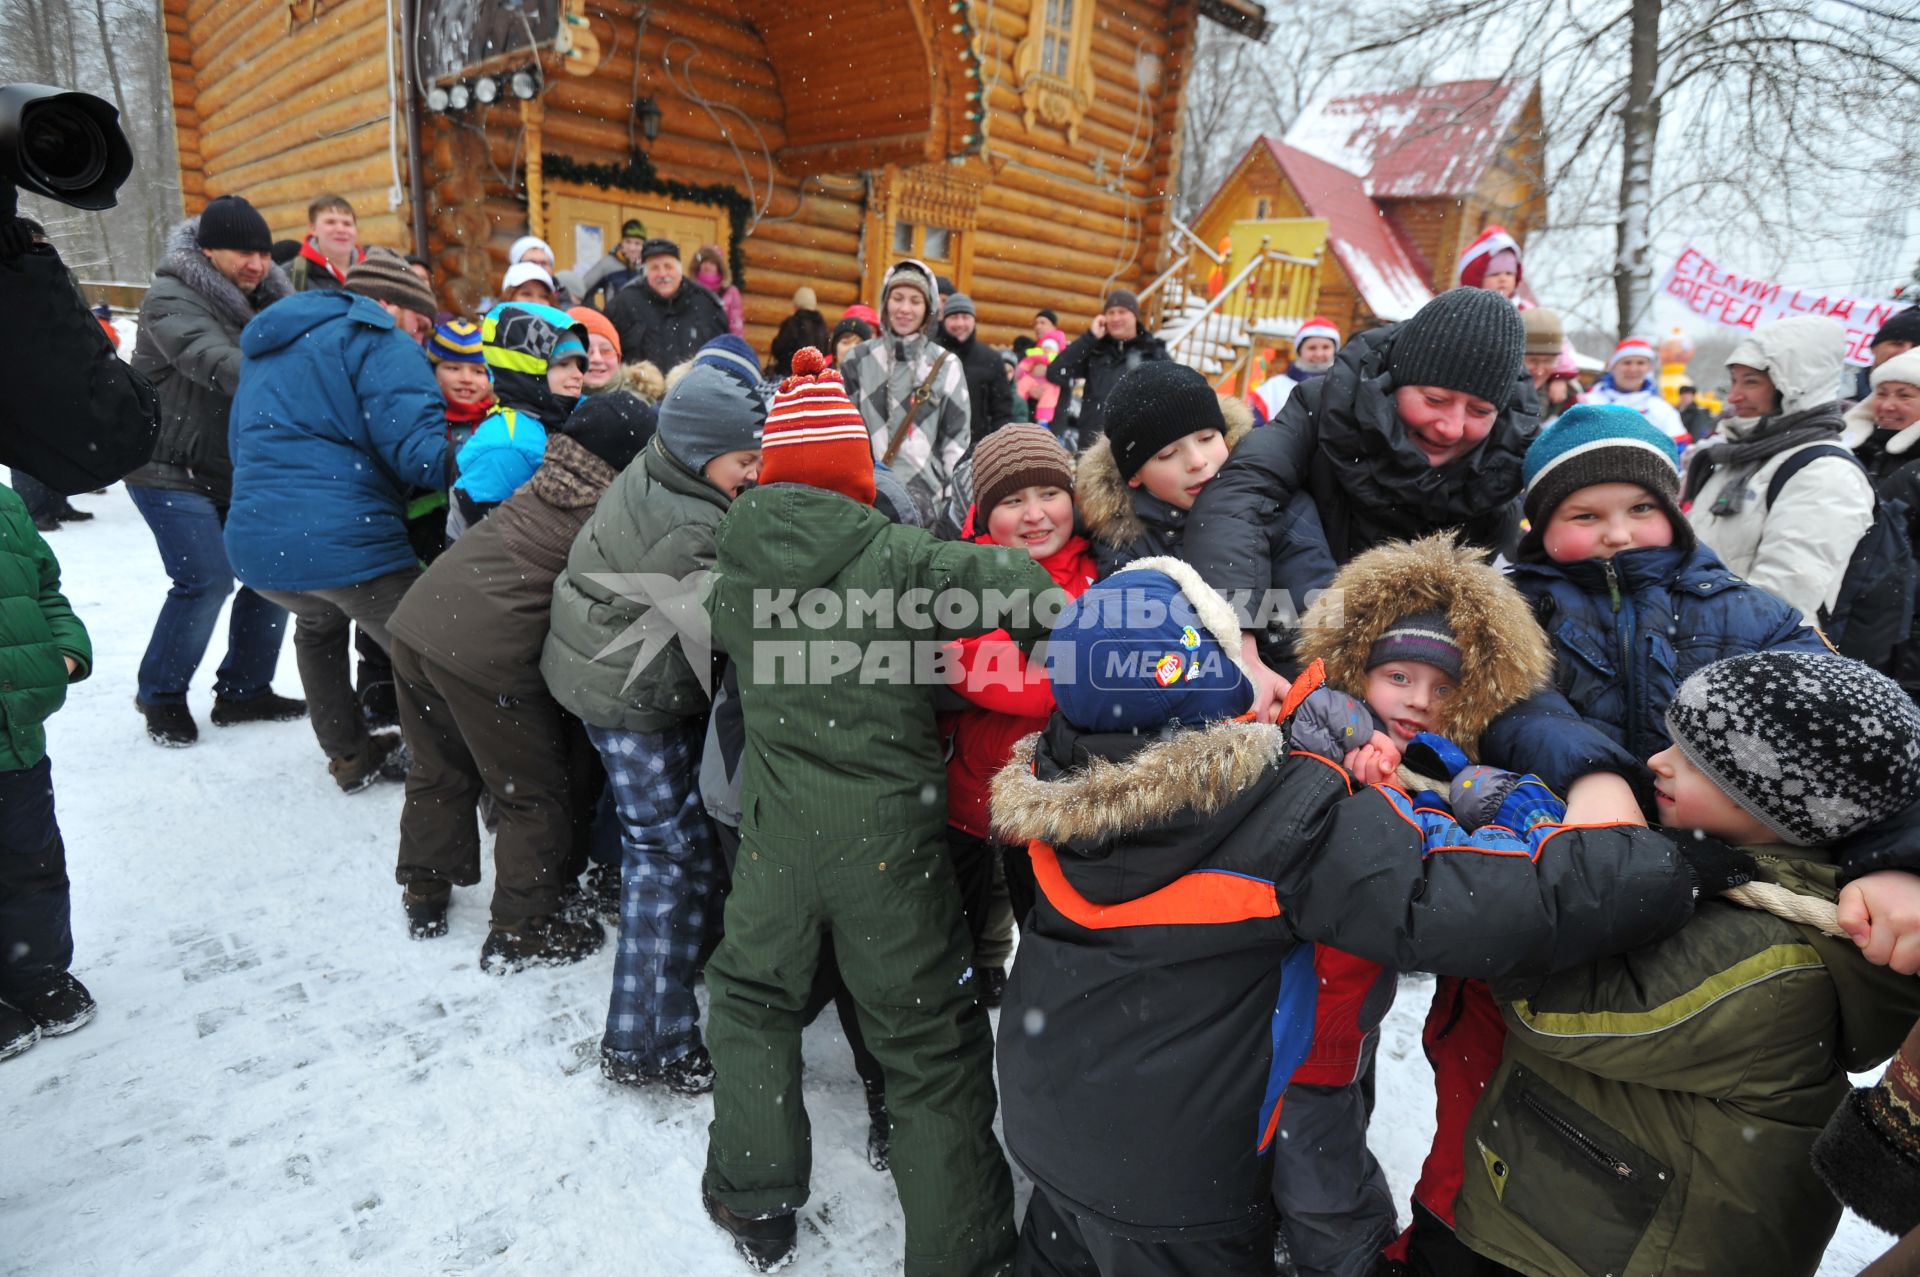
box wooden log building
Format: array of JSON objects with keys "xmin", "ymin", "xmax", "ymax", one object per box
[{"xmin": 164, "ymin": 0, "xmax": 1275, "ymax": 356}]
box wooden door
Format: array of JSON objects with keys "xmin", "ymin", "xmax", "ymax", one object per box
[{"xmin": 545, "ymin": 182, "xmax": 730, "ymax": 275}]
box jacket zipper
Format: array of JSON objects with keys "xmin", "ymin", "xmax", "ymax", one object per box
[
  {"xmin": 1519, "ymin": 1087, "xmax": 1638, "ymax": 1182},
  {"xmin": 1603, "ymin": 560, "xmax": 1640, "ymax": 756}
]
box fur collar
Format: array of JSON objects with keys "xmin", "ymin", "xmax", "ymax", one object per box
[
  {"xmin": 1076, "ymin": 394, "xmax": 1253, "ymax": 550},
  {"xmin": 989, "ymin": 718, "xmax": 1289, "ymax": 845},
  {"xmin": 160, "ymin": 217, "xmax": 292, "ymax": 330},
  {"xmin": 530, "ymin": 432, "xmax": 618, "ymax": 509},
  {"xmin": 1845, "ymin": 395, "xmax": 1920, "ymax": 457}
]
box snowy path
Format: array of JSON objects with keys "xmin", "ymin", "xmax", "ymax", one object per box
[{"xmin": 1, "ymin": 490, "xmax": 1890, "ymax": 1274}]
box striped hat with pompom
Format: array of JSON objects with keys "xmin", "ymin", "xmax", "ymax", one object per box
[{"xmin": 758, "ymin": 346, "xmax": 876, "ymax": 506}]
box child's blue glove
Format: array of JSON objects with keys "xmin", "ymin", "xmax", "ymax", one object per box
[{"xmin": 1404, "ymin": 732, "xmax": 1565, "ymax": 833}]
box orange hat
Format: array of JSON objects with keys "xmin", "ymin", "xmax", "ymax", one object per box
[
  {"xmin": 758, "ymin": 347, "xmax": 876, "ymax": 506},
  {"xmin": 568, "ymin": 306, "xmax": 621, "ymax": 362}
]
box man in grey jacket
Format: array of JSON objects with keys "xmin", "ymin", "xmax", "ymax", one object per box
[{"xmin": 126, "ymin": 196, "xmax": 306, "ymax": 748}]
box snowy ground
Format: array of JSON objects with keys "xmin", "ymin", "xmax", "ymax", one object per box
[{"xmin": 1, "ymin": 489, "xmax": 1892, "ymax": 1274}]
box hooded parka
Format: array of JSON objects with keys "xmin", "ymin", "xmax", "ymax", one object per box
[{"xmin": 1074, "ymin": 395, "xmax": 1255, "ymax": 577}]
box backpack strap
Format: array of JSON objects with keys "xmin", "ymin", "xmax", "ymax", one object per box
[{"xmin": 1764, "ymin": 443, "xmax": 1862, "ymax": 509}]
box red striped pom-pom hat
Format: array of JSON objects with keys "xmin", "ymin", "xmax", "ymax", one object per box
[{"xmin": 759, "ymin": 346, "xmax": 877, "ymax": 506}]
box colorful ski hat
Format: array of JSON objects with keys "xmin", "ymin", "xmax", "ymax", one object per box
[
  {"xmin": 758, "ymin": 347, "xmax": 876, "ymax": 506},
  {"xmin": 429, "ymin": 318, "xmax": 486, "ymax": 365},
  {"xmin": 1295, "ymin": 316, "xmax": 1341, "ymax": 347},
  {"xmin": 482, "ymin": 300, "xmax": 589, "ymax": 428},
  {"xmin": 1608, "ymin": 336, "xmax": 1658, "ymax": 368},
  {"xmin": 1458, "ymin": 225, "xmax": 1523, "ymax": 290}
]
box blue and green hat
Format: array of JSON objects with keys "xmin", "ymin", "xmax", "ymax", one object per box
[{"xmin": 1521, "ymin": 403, "xmax": 1682, "ymax": 528}]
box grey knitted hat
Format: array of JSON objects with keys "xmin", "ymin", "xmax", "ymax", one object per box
[
  {"xmin": 1388, "ymin": 287, "xmax": 1527, "ymax": 412},
  {"xmin": 656, "ymin": 362, "xmax": 767, "ymax": 474}
]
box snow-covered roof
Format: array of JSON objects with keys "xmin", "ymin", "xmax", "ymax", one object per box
[
  {"xmin": 1282, "ymin": 79, "xmax": 1531, "ymax": 201},
  {"xmin": 1263, "ymin": 140, "xmax": 1435, "ymax": 322}
]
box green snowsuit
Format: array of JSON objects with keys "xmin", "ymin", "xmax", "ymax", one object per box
[{"xmin": 701, "ymin": 482, "xmax": 1054, "ymax": 1277}]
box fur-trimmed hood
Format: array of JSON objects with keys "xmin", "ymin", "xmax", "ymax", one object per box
[
  {"xmin": 158, "ymin": 216, "xmax": 292, "ymax": 330},
  {"xmin": 1297, "ymin": 534, "xmax": 1550, "ymax": 750},
  {"xmin": 599, "ymin": 358, "xmax": 667, "ymax": 404},
  {"xmin": 1077, "ymin": 393, "xmax": 1254, "ymax": 552},
  {"xmin": 990, "ymin": 716, "xmax": 1288, "ymax": 847}
]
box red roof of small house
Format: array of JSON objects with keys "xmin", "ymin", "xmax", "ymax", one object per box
[
  {"xmin": 1263, "ymin": 139, "xmax": 1434, "ymax": 322},
  {"xmin": 1283, "ymin": 79, "xmax": 1530, "ymax": 201}
]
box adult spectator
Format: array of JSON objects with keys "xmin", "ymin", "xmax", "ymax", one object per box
[
  {"xmin": 579, "ymin": 218, "xmax": 647, "ymax": 310},
  {"xmin": 1521, "ymin": 308, "xmax": 1580, "ymax": 422},
  {"xmin": 5, "ymin": 218, "xmax": 101, "ymax": 532},
  {"xmin": 500, "ymin": 261, "xmax": 557, "ymax": 307},
  {"xmin": 605, "ymin": 238, "xmax": 729, "ymax": 372},
  {"xmin": 838, "ymin": 259, "xmax": 971, "ymax": 527},
  {"xmin": 125, "ymin": 194, "xmax": 307, "ymax": 747},
  {"xmin": 1251, "ymin": 315, "xmax": 1339, "ymax": 424},
  {"xmin": 768, "ymin": 287, "xmax": 830, "ymax": 379},
  {"xmin": 1676, "ymin": 383, "xmax": 1714, "ymax": 439},
  {"xmin": 691, "ymin": 245, "xmax": 745, "ymax": 338},
  {"xmin": 1872, "ymin": 308, "xmax": 1920, "ymax": 367},
  {"xmin": 1847, "ymin": 348, "xmax": 1920, "ymax": 696},
  {"xmin": 934, "ymin": 293, "xmax": 1013, "ymax": 442},
  {"xmin": 286, "ymin": 194, "xmax": 364, "ymax": 291},
  {"xmin": 1046, "ymin": 288, "xmax": 1169, "ymax": 439},
  {"xmin": 1586, "ymin": 335, "xmax": 1688, "ymax": 443},
  {"xmin": 508, "ymin": 236, "xmax": 572, "ymax": 307},
  {"xmin": 223, "ymin": 248, "xmax": 447, "ymax": 793}
]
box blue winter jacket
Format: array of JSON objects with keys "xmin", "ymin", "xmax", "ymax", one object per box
[
  {"xmin": 1481, "ymin": 542, "xmax": 1829, "ymax": 800},
  {"xmin": 224, "ymin": 290, "xmax": 447, "ymax": 592},
  {"xmin": 451, "ymin": 407, "xmax": 547, "ymax": 507}
]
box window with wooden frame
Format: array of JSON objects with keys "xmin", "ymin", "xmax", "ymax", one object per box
[
  {"xmin": 1013, "ymin": 0, "xmax": 1097, "ymax": 143},
  {"xmin": 863, "ymin": 163, "xmax": 988, "ymax": 303}
]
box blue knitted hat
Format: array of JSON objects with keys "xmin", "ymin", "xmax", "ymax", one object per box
[
  {"xmin": 1521, "ymin": 403, "xmax": 1682, "ymax": 528},
  {"xmin": 429, "ymin": 317, "xmax": 485, "ymax": 366},
  {"xmin": 1048, "ymin": 560, "xmax": 1253, "ymax": 732}
]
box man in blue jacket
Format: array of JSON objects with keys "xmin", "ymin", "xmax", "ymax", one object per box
[{"xmin": 224, "ymin": 247, "xmax": 446, "ymax": 793}]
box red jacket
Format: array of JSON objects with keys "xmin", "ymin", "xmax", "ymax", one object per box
[{"xmin": 942, "ymin": 525, "xmax": 1097, "ymax": 840}]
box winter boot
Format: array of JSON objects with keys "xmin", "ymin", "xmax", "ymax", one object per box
[
  {"xmin": 14, "ymin": 972, "xmax": 96, "ymax": 1036},
  {"xmin": 863, "ymin": 1077, "xmax": 891, "ymax": 1172},
  {"xmin": 583, "ymin": 861, "xmax": 622, "ymax": 923},
  {"xmin": 31, "ymin": 514, "xmax": 58, "ymax": 533},
  {"xmin": 210, "ymin": 692, "xmax": 308, "ymax": 726},
  {"xmin": 979, "ymin": 966, "xmax": 1007, "ymax": 1010},
  {"xmin": 0, "ymin": 1001, "xmax": 39, "ymax": 1061},
  {"xmin": 329, "ymin": 732, "xmax": 408, "ymax": 794},
  {"xmin": 660, "ymin": 1044, "xmax": 716, "ymax": 1096},
  {"xmin": 703, "ymin": 1190, "xmax": 797, "ymax": 1273},
  {"xmin": 55, "ymin": 502, "xmax": 93, "ymax": 523},
  {"xmin": 478, "ymin": 913, "xmax": 605, "ymax": 975},
  {"xmin": 136, "ymin": 698, "xmax": 198, "ymax": 747},
  {"xmin": 359, "ymin": 679, "xmax": 399, "ymax": 732},
  {"xmin": 403, "ymin": 887, "xmax": 449, "ymax": 940}
]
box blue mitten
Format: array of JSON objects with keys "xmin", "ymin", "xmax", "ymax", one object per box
[
  {"xmin": 1405, "ymin": 732, "xmax": 1565, "ymax": 832},
  {"xmin": 1403, "ymin": 732, "xmax": 1471, "ymax": 781}
]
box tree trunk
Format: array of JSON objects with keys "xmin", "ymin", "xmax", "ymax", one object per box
[{"xmin": 1613, "ymin": 0, "xmax": 1662, "ymax": 339}]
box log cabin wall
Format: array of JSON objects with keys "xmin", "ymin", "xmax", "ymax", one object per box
[{"xmin": 164, "ymin": 0, "xmax": 413, "ymax": 248}]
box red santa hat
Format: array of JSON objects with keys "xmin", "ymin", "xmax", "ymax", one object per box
[
  {"xmin": 1608, "ymin": 336, "xmax": 1659, "ymax": 368},
  {"xmin": 1457, "ymin": 225, "xmax": 1524, "ymax": 290},
  {"xmin": 1295, "ymin": 316, "xmax": 1341, "ymax": 347},
  {"xmin": 758, "ymin": 347, "xmax": 877, "ymax": 506}
]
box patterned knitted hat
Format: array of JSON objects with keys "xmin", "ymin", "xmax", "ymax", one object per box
[
  {"xmin": 973, "ymin": 425, "xmax": 1073, "ymax": 516},
  {"xmin": 429, "ymin": 318, "xmax": 485, "ymax": 365},
  {"xmin": 758, "ymin": 347, "xmax": 876, "ymax": 505},
  {"xmin": 1608, "ymin": 336, "xmax": 1657, "ymax": 368},
  {"xmin": 1665, "ymin": 651, "xmax": 1920, "ymax": 845},
  {"xmin": 1366, "ymin": 608, "xmax": 1462, "ymax": 680},
  {"xmin": 1388, "ymin": 287, "xmax": 1526, "ymax": 411},
  {"xmin": 1521, "ymin": 403, "xmax": 1684, "ymax": 529},
  {"xmin": 1103, "ymin": 362, "xmax": 1228, "ymax": 479},
  {"xmin": 345, "ymin": 246, "xmax": 437, "ymax": 321},
  {"xmin": 655, "ymin": 352, "xmax": 767, "ymax": 475}
]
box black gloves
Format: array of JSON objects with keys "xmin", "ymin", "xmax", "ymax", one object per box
[{"xmin": 1658, "ymin": 828, "xmax": 1758, "ymax": 900}]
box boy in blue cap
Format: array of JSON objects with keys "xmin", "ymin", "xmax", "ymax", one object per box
[{"xmin": 447, "ymin": 301, "xmax": 589, "ymax": 538}]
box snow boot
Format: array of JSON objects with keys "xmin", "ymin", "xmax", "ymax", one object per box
[
  {"xmin": 14, "ymin": 973, "xmax": 96, "ymax": 1036},
  {"xmin": 403, "ymin": 887, "xmax": 449, "ymax": 940},
  {"xmin": 600, "ymin": 1042, "xmax": 716, "ymax": 1096},
  {"xmin": 329, "ymin": 732, "xmax": 408, "ymax": 794},
  {"xmin": 478, "ymin": 913, "xmax": 604, "ymax": 975},
  {"xmin": 583, "ymin": 861, "xmax": 622, "ymax": 923},
  {"xmin": 31, "ymin": 514, "xmax": 58, "ymax": 533},
  {"xmin": 864, "ymin": 1078, "xmax": 891, "ymax": 1172},
  {"xmin": 0, "ymin": 1001, "xmax": 39, "ymax": 1061},
  {"xmin": 136, "ymin": 698, "xmax": 198, "ymax": 747},
  {"xmin": 978, "ymin": 966, "xmax": 1007, "ymax": 1010},
  {"xmin": 55, "ymin": 502, "xmax": 93, "ymax": 523},
  {"xmin": 703, "ymin": 1190, "xmax": 796, "ymax": 1273},
  {"xmin": 210, "ymin": 692, "xmax": 308, "ymax": 726}
]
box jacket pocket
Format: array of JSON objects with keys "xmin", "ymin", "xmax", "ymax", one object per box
[
  {"xmin": 1554, "ymin": 621, "xmax": 1616, "ymax": 681},
  {"xmin": 1475, "ymin": 1065, "xmax": 1670, "ymax": 1276}
]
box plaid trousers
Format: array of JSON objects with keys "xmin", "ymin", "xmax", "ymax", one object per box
[{"xmin": 588, "ymin": 721, "xmax": 724, "ymax": 1072}]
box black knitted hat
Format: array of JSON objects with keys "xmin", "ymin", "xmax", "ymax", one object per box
[
  {"xmin": 1388, "ymin": 287, "xmax": 1527, "ymax": 411},
  {"xmin": 198, "ymin": 195, "xmax": 272, "ymax": 254},
  {"xmin": 1874, "ymin": 307, "xmax": 1920, "ymax": 350},
  {"xmin": 563, "ymin": 391, "xmax": 657, "ymax": 472},
  {"xmin": 1103, "ymin": 362, "xmax": 1227, "ymax": 479}
]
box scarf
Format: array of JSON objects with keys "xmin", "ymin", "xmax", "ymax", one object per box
[
  {"xmin": 443, "ymin": 395, "xmax": 494, "ymax": 438},
  {"xmin": 1682, "ymin": 403, "xmax": 1845, "ymax": 513}
]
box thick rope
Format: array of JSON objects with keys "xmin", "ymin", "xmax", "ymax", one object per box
[{"xmin": 1721, "ymin": 880, "xmax": 1845, "ymax": 936}]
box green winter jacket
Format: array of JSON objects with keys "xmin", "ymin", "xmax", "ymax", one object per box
[
  {"xmin": 541, "ymin": 435, "xmax": 729, "ymax": 732},
  {"xmin": 1455, "ymin": 848, "xmax": 1920, "ymax": 1277},
  {"xmin": 0, "ymin": 487, "xmax": 90, "ymax": 769},
  {"xmin": 707, "ymin": 482, "xmax": 1053, "ymax": 844}
]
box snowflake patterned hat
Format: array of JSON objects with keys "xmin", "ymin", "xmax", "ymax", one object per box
[{"xmin": 1665, "ymin": 651, "xmax": 1920, "ymax": 845}]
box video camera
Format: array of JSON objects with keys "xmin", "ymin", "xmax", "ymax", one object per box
[{"xmin": 0, "ymin": 83, "xmax": 133, "ymax": 211}]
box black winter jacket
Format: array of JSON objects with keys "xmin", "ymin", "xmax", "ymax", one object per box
[
  {"xmin": 989, "ymin": 709, "xmax": 1699, "ymax": 1242},
  {"xmin": 936, "ymin": 328, "xmax": 1014, "ymax": 444},
  {"xmin": 604, "ymin": 277, "xmax": 729, "ymax": 373},
  {"xmin": 1046, "ymin": 327, "xmax": 1169, "ymax": 436},
  {"xmin": 1852, "ymin": 427, "xmax": 1920, "ymax": 702}
]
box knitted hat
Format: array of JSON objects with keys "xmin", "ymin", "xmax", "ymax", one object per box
[
  {"xmin": 1049, "ymin": 559, "xmax": 1252, "ymax": 732},
  {"xmin": 620, "ymin": 218, "xmax": 647, "ymax": 240},
  {"xmin": 1665, "ymin": 651, "xmax": 1920, "ymax": 845},
  {"xmin": 1103, "ymin": 362, "xmax": 1228, "ymax": 479},
  {"xmin": 345, "ymin": 247, "xmax": 438, "ymax": 321},
  {"xmin": 1522, "ymin": 308, "xmax": 1565, "ymax": 357},
  {"xmin": 1869, "ymin": 347, "xmax": 1920, "ymax": 391},
  {"xmin": 973, "ymin": 425, "xmax": 1073, "ymax": 516},
  {"xmin": 943, "ymin": 292, "xmax": 976, "ymax": 319},
  {"xmin": 830, "ymin": 316, "xmax": 874, "ymax": 350},
  {"xmin": 562, "ymin": 392, "xmax": 656, "ymax": 472},
  {"xmin": 197, "ymin": 195, "xmax": 271, "ymax": 254},
  {"xmin": 1036, "ymin": 308, "xmax": 1059, "ymax": 324},
  {"xmin": 508, "ymin": 235, "xmax": 552, "ymax": 266},
  {"xmin": 1872, "ymin": 307, "xmax": 1920, "ymax": 350},
  {"xmin": 758, "ymin": 348, "xmax": 876, "ymax": 505},
  {"xmin": 567, "ymin": 306, "xmax": 621, "ymax": 361},
  {"xmin": 1295, "ymin": 316, "xmax": 1340, "ymax": 347},
  {"xmin": 641, "ymin": 238, "xmax": 680, "ymax": 262},
  {"xmin": 1366, "ymin": 608, "xmax": 1463, "ymax": 680},
  {"xmin": 880, "ymin": 260, "xmax": 939, "ymax": 331},
  {"xmin": 1521, "ymin": 403, "xmax": 1683, "ymax": 530},
  {"xmin": 1387, "ymin": 288, "xmax": 1526, "ymax": 412},
  {"xmin": 1607, "ymin": 336, "xmax": 1657, "ymax": 368},
  {"xmin": 688, "ymin": 333, "xmax": 763, "ymax": 391},
  {"xmin": 655, "ymin": 344, "xmax": 769, "ymax": 474},
  {"xmin": 429, "ymin": 317, "xmax": 486, "ymax": 365},
  {"xmin": 502, "ymin": 261, "xmax": 555, "ymax": 294},
  {"xmin": 1457, "ymin": 225, "xmax": 1523, "ymax": 290},
  {"xmin": 1103, "ymin": 289, "xmax": 1142, "ymax": 321}
]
